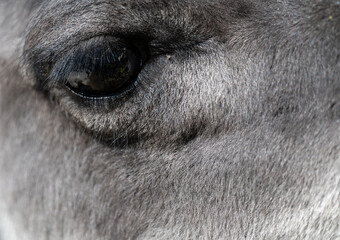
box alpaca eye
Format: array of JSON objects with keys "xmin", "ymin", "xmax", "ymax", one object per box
[{"xmin": 65, "ymin": 47, "xmax": 142, "ymax": 98}]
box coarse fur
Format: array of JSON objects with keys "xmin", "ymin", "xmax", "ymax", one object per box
[{"xmin": 0, "ymin": 0, "xmax": 339, "ymax": 239}]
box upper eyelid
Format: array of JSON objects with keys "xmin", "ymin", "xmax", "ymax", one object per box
[
  {"xmin": 24, "ymin": 32, "xmax": 208, "ymax": 90},
  {"xmin": 22, "ymin": 0, "xmax": 224, "ymax": 83},
  {"xmin": 23, "ymin": 0, "xmax": 215, "ymax": 59}
]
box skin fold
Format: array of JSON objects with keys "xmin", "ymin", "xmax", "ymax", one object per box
[{"xmin": 0, "ymin": 0, "xmax": 339, "ymax": 239}]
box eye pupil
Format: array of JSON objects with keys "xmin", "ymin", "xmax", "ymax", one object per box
[{"xmin": 66, "ymin": 46, "xmax": 142, "ymax": 98}]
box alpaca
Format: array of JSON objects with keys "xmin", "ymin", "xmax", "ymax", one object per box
[{"xmin": 0, "ymin": 0, "xmax": 339, "ymax": 239}]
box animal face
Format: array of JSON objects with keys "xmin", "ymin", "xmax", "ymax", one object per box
[{"xmin": 0, "ymin": 0, "xmax": 339, "ymax": 239}]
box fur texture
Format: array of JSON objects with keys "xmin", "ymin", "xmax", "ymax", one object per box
[{"xmin": 0, "ymin": 0, "xmax": 339, "ymax": 239}]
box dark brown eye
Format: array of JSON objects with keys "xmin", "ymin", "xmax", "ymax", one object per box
[{"xmin": 65, "ymin": 45, "xmax": 143, "ymax": 98}]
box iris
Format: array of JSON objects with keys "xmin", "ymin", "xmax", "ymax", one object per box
[{"xmin": 65, "ymin": 46, "xmax": 142, "ymax": 98}]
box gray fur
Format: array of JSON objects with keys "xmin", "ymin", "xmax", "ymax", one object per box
[{"xmin": 0, "ymin": 0, "xmax": 339, "ymax": 239}]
